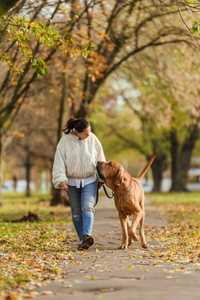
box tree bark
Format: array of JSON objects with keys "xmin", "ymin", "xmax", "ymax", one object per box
[
  {"xmin": 0, "ymin": 129, "xmax": 3, "ymax": 204},
  {"xmin": 24, "ymin": 146, "xmax": 32, "ymax": 197},
  {"xmin": 50, "ymin": 182, "xmax": 69, "ymax": 206},
  {"xmin": 50, "ymin": 72, "xmax": 69, "ymax": 206},
  {"xmin": 151, "ymin": 153, "xmax": 167, "ymax": 192},
  {"xmin": 170, "ymin": 125, "xmax": 199, "ymax": 192},
  {"xmin": 0, "ymin": 0, "xmax": 19, "ymax": 15},
  {"xmin": 75, "ymin": 78, "xmax": 102, "ymax": 118}
]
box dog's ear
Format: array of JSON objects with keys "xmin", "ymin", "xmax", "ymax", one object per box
[{"xmin": 115, "ymin": 167, "xmax": 125, "ymax": 186}]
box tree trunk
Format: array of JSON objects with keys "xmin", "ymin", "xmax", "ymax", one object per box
[
  {"xmin": 75, "ymin": 79, "xmax": 100, "ymax": 118},
  {"xmin": 75, "ymin": 103, "xmax": 89, "ymax": 118},
  {"xmin": 151, "ymin": 153, "xmax": 167, "ymax": 192},
  {"xmin": 50, "ymin": 72, "xmax": 69, "ymax": 206},
  {"xmin": 12, "ymin": 175, "xmax": 18, "ymax": 192},
  {"xmin": 50, "ymin": 182, "xmax": 69, "ymax": 206},
  {"xmin": 170, "ymin": 125, "xmax": 199, "ymax": 192},
  {"xmin": 0, "ymin": 129, "xmax": 3, "ymax": 204},
  {"xmin": 0, "ymin": 0, "xmax": 19, "ymax": 16},
  {"xmin": 24, "ymin": 147, "xmax": 32, "ymax": 197},
  {"xmin": 50, "ymin": 185, "xmax": 62, "ymax": 206}
]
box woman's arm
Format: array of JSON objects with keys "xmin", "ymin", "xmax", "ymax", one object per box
[{"xmin": 52, "ymin": 136, "xmax": 68, "ymax": 189}]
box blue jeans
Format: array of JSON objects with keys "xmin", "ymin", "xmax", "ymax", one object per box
[{"xmin": 68, "ymin": 181, "xmax": 97, "ymax": 241}]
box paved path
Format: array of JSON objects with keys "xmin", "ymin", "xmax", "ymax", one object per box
[{"xmin": 35, "ymin": 197, "xmax": 200, "ymax": 300}]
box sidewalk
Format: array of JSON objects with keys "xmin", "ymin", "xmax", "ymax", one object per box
[{"xmin": 35, "ymin": 197, "xmax": 200, "ymax": 300}]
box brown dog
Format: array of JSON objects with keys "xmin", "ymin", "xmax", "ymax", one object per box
[{"xmin": 97, "ymin": 156, "xmax": 156, "ymax": 250}]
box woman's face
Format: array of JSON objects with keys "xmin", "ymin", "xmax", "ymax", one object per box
[{"xmin": 76, "ymin": 126, "xmax": 91, "ymax": 140}]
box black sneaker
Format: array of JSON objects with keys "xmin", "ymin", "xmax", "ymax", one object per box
[
  {"xmin": 77, "ymin": 235, "xmax": 94, "ymax": 250},
  {"xmin": 77, "ymin": 242, "xmax": 84, "ymax": 251}
]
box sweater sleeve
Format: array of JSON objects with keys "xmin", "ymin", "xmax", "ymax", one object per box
[
  {"xmin": 94, "ymin": 135, "xmax": 106, "ymax": 162},
  {"xmin": 52, "ymin": 136, "xmax": 68, "ymax": 189}
]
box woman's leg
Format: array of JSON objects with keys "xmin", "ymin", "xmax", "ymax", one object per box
[
  {"xmin": 68, "ymin": 186, "xmax": 83, "ymax": 241},
  {"xmin": 81, "ymin": 181, "xmax": 97, "ymax": 237}
]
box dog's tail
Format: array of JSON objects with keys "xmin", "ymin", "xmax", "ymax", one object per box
[{"xmin": 137, "ymin": 155, "xmax": 156, "ymax": 180}]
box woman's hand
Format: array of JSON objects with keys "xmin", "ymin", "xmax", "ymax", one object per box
[{"xmin": 58, "ymin": 181, "xmax": 69, "ymax": 191}]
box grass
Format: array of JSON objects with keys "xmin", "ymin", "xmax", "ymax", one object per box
[
  {"xmin": 144, "ymin": 192, "xmax": 200, "ymax": 266},
  {"xmin": 149, "ymin": 192, "xmax": 200, "ymax": 206},
  {"xmin": 148, "ymin": 191, "xmax": 200, "ymax": 223},
  {"xmin": 0, "ymin": 192, "xmax": 74, "ymax": 297},
  {"xmin": 0, "ymin": 192, "xmax": 69, "ymax": 223}
]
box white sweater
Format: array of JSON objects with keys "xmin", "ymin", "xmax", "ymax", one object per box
[{"xmin": 52, "ymin": 132, "xmax": 105, "ymax": 188}]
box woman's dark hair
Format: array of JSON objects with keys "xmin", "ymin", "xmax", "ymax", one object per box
[{"xmin": 63, "ymin": 118, "xmax": 90, "ymax": 134}]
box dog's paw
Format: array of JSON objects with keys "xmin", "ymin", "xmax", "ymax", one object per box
[
  {"xmin": 141, "ymin": 243, "xmax": 148, "ymax": 249},
  {"xmin": 128, "ymin": 238, "xmax": 133, "ymax": 246},
  {"xmin": 119, "ymin": 244, "xmax": 128, "ymax": 250}
]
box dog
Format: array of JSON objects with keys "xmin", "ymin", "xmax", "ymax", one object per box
[{"xmin": 97, "ymin": 156, "xmax": 156, "ymax": 250}]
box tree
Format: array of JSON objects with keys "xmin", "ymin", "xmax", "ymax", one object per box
[
  {"xmin": 0, "ymin": 0, "xmax": 92, "ymax": 198},
  {"xmin": 119, "ymin": 45, "xmax": 200, "ymax": 191},
  {"xmin": 6, "ymin": 66, "xmax": 71, "ymax": 203},
  {"xmin": 0, "ymin": 0, "xmax": 19, "ymax": 16},
  {"xmin": 60, "ymin": 0, "xmax": 192, "ymax": 118},
  {"xmin": 90, "ymin": 66, "xmax": 169, "ymax": 191},
  {"xmin": 163, "ymin": 49, "xmax": 200, "ymax": 191},
  {"xmin": 1, "ymin": 0, "xmax": 198, "ymax": 198},
  {"xmin": 0, "ymin": 0, "xmax": 90, "ymax": 130}
]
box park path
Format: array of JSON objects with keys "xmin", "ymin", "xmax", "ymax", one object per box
[{"xmin": 35, "ymin": 197, "xmax": 200, "ymax": 300}]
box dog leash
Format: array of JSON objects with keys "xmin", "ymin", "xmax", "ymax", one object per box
[
  {"xmin": 95, "ymin": 182, "xmax": 114, "ymax": 206},
  {"xmin": 95, "ymin": 178, "xmax": 114, "ymax": 207},
  {"xmin": 102, "ymin": 184, "xmax": 114, "ymax": 199},
  {"xmin": 95, "ymin": 169, "xmax": 114, "ymax": 206}
]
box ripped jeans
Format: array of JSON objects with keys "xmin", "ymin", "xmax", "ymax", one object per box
[{"xmin": 68, "ymin": 181, "xmax": 97, "ymax": 241}]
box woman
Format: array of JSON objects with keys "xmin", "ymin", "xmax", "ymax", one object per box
[{"xmin": 52, "ymin": 118, "xmax": 105, "ymax": 250}]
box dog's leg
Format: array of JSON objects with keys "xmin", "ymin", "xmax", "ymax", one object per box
[
  {"xmin": 119, "ymin": 214, "xmax": 129, "ymax": 249},
  {"xmin": 139, "ymin": 214, "xmax": 148, "ymax": 249},
  {"xmin": 127, "ymin": 217, "xmax": 133, "ymax": 246},
  {"xmin": 139, "ymin": 197, "xmax": 148, "ymax": 249},
  {"xmin": 128, "ymin": 216, "xmax": 139, "ymax": 245},
  {"xmin": 131, "ymin": 206, "xmax": 143, "ymax": 242}
]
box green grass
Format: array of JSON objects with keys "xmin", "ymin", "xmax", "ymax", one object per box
[
  {"xmin": 148, "ymin": 192, "xmax": 200, "ymax": 223},
  {"xmin": 0, "ymin": 192, "xmax": 69, "ymax": 223},
  {"xmin": 148, "ymin": 191, "xmax": 200, "ymax": 206}
]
